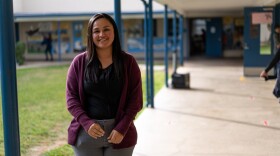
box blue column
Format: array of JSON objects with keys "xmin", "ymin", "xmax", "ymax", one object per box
[
  {"xmin": 273, "ymin": 3, "xmax": 280, "ymax": 55},
  {"xmin": 141, "ymin": 0, "xmax": 150, "ymax": 106},
  {"xmin": 185, "ymin": 18, "xmax": 190, "ymax": 59},
  {"xmin": 148, "ymin": 0, "xmax": 154, "ymax": 108},
  {"xmin": 164, "ymin": 5, "xmax": 169, "ymax": 87},
  {"xmin": 275, "ymin": 3, "xmax": 280, "ymax": 26},
  {"xmin": 15, "ymin": 23, "xmax": 20, "ymax": 42},
  {"xmin": 114, "ymin": 0, "xmax": 122, "ymax": 45},
  {"xmin": 57, "ymin": 21, "xmax": 62, "ymax": 61},
  {"xmin": 172, "ymin": 11, "xmax": 177, "ymax": 73},
  {"xmin": 179, "ymin": 15, "xmax": 184, "ymax": 66},
  {"xmin": 0, "ymin": 0, "xmax": 21, "ymax": 155}
]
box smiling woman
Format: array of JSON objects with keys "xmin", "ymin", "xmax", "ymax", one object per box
[
  {"xmin": 66, "ymin": 13, "xmax": 143, "ymax": 156},
  {"xmin": 92, "ymin": 18, "xmax": 115, "ymax": 53}
]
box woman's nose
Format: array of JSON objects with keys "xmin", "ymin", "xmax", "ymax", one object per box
[{"xmin": 99, "ymin": 31, "xmax": 105, "ymax": 37}]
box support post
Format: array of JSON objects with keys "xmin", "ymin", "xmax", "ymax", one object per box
[
  {"xmin": 148, "ymin": 0, "xmax": 154, "ymax": 108},
  {"xmin": 179, "ymin": 15, "xmax": 184, "ymax": 66},
  {"xmin": 0, "ymin": 0, "xmax": 21, "ymax": 155},
  {"xmin": 57, "ymin": 21, "xmax": 61, "ymax": 61},
  {"xmin": 164, "ymin": 5, "xmax": 169, "ymax": 87},
  {"xmin": 114, "ymin": 0, "xmax": 123, "ymax": 45},
  {"xmin": 172, "ymin": 11, "xmax": 177, "ymax": 73},
  {"xmin": 141, "ymin": 0, "xmax": 150, "ymax": 106}
]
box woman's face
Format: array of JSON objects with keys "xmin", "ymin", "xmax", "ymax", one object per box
[{"xmin": 92, "ymin": 18, "xmax": 115, "ymax": 50}]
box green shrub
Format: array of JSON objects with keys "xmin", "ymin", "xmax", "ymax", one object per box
[{"xmin": 15, "ymin": 42, "xmax": 26, "ymax": 65}]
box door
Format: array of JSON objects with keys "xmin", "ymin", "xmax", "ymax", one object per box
[
  {"xmin": 243, "ymin": 7, "xmax": 274, "ymax": 76},
  {"xmin": 72, "ymin": 22, "xmax": 84, "ymax": 52},
  {"xmin": 206, "ymin": 18, "xmax": 222, "ymax": 57}
]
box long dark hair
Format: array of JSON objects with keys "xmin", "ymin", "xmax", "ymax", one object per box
[{"xmin": 85, "ymin": 13, "xmax": 123, "ymax": 83}]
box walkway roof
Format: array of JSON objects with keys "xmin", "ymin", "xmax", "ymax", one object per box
[{"xmin": 154, "ymin": 0, "xmax": 276, "ymax": 17}]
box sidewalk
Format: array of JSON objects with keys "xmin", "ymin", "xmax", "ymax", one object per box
[
  {"xmin": 134, "ymin": 58, "xmax": 280, "ymax": 156},
  {"xmin": 17, "ymin": 60, "xmax": 71, "ymax": 69}
]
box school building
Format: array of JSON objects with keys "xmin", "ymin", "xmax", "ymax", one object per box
[
  {"xmin": 13, "ymin": 0, "xmax": 245, "ymax": 62},
  {"xmin": 13, "ymin": 0, "xmax": 280, "ymax": 77}
]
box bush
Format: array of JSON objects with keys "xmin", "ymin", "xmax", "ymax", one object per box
[{"xmin": 15, "ymin": 42, "xmax": 26, "ymax": 65}]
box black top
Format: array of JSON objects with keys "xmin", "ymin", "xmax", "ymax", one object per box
[
  {"xmin": 265, "ymin": 49, "xmax": 280, "ymax": 73},
  {"xmin": 83, "ymin": 64, "xmax": 122, "ymax": 120}
]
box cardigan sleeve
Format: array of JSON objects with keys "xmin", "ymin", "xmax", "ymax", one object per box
[
  {"xmin": 66, "ymin": 57, "xmax": 94, "ymax": 132},
  {"xmin": 265, "ymin": 48, "xmax": 280, "ymax": 73},
  {"xmin": 114, "ymin": 56, "xmax": 143, "ymax": 135}
]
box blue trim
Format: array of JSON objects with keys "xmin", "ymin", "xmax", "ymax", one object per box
[
  {"xmin": 14, "ymin": 11, "xmax": 173, "ymax": 21},
  {"xmin": 0, "ymin": 0, "xmax": 21, "ymax": 155}
]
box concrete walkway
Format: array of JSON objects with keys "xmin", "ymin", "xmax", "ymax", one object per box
[{"xmin": 134, "ymin": 58, "xmax": 280, "ymax": 156}]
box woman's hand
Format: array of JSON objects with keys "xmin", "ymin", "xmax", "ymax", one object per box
[
  {"xmin": 107, "ymin": 130, "xmax": 124, "ymax": 144},
  {"xmin": 260, "ymin": 70, "xmax": 268, "ymax": 78},
  {"xmin": 87, "ymin": 123, "xmax": 105, "ymax": 139}
]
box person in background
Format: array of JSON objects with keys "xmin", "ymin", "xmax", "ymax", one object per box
[
  {"xmin": 260, "ymin": 25, "xmax": 280, "ymax": 102},
  {"xmin": 41, "ymin": 32, "xmax": 53, "ymax": 61},
  {"xmin": 66, "ymin": 13, "xmax": 143, "ymax": 156}
]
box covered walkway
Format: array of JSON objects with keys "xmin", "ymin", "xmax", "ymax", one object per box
[{"xmin": 134, "ymin": 58, "xmax": 280, "ymax": 155}]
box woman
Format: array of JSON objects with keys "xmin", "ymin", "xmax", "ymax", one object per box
[
  {"xmin": 66, "ymin": 13, "xmax": 143, "ymax": 156},
  {"xmin": 260, "ymin": 25, "xmax": 280, "ymax": 101},
  {"xmin": 42, "ymin": 32, "xmax": 53, "ymax": 61}
]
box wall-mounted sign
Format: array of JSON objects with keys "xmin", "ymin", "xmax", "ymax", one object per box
[{"xmin": 251, "ymin": 12, "xmax": 272, "ymax": 24}]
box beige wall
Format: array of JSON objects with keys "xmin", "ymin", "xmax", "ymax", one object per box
[{"xmin": 19, "ymin": 21, "xmax": 74, "ymax": 53}]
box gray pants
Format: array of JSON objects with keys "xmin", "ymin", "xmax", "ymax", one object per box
[{"xmin": 72, "ymin": 119, "xmax": 135, "ymax": 156}]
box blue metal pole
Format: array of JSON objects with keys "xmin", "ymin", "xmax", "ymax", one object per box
[
  {"xmin": 0, "ymin": 0, "xmax": 21, "ymax": 155},
  {"xmin": 57, "ymin": 21, "xmax": 62, "ymax": 61},
  {"xmin": 148, "ymin": 0, "xmax": 154, "ymax": 108},
  {"xmin": 275, "ymin": 3, "xmax": 280, "ymax": 26},
  {"xmin": 179, "ymin": 15, "xmax": 184, "ymax": 66},
  {"xmin": 164, "ymin": 5, "xmax": 169, "ymax": 87},
  {"xmin": 273, "ymin": 3, "xmax": 280, "ymax": 56},
  {"xmin": 172, "ymin": 11, "xmax": 177, "ymax": 73},
  {"xmin": 141, "ymin": 0, "xmax": 150, "ymax": 106},
  {"xmin": 185, "ymin": 18, "xmax": 190, "ymax": 59},
  {"xmin": 114, "ymin": 0, "xmax": 123, "ymax": 45}
]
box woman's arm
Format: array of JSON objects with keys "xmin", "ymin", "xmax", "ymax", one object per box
[
  {"xmin": 66, "ymin": 60, "xmax": 94, "ymax": 132},
  {"xmin": 265, "ymin": 48, "xmax": 280, "ymax": 73},
  {"xmin": 114, "ymin": 57, "xmax": 143, "ymax": 136}
]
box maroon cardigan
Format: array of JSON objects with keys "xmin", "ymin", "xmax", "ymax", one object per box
[{"xmin": 66, "ymin": 51, "xmax": 143, "ymax": 149}]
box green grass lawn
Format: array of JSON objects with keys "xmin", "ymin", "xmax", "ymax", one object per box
[{"xmin": 0, "ymin": 64, "xmax": 165, "ymax": 156}]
